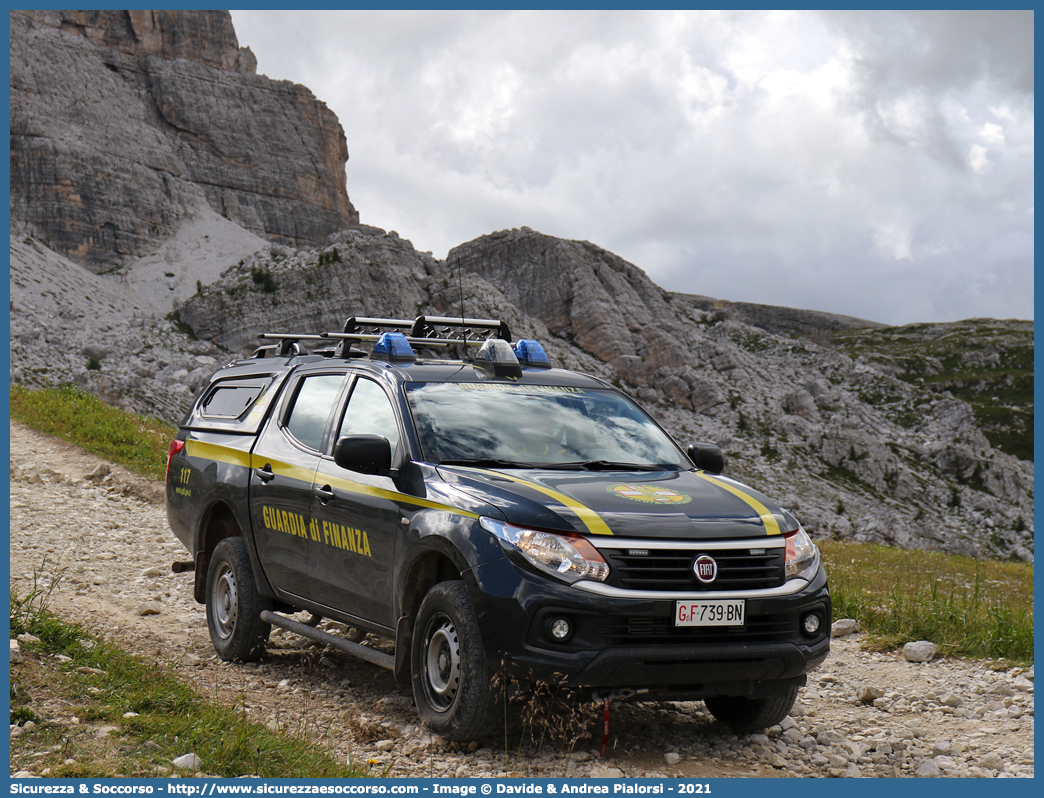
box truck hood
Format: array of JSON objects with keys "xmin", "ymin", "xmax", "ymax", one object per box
[{"xmin": 435, "ymin": 466, "xmax": 789, "ymax": 540}]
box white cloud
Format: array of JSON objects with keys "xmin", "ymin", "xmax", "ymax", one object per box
[
  {"xmin": 968, "ymin": 143, "xmax": 991, "ymax": 174},
  {"xmin": 980, "ymin": 122, "xmax": 1005, "ymax": 145},
  {"xmin": 872, "ymin": 222, "xmax": 915, "ymax": 261}
]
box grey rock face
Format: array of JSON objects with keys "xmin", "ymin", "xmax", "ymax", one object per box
[
  {"xmin": 10, "ymin": 9, "xmax": 357, "ymax": 272},
  {"xmin": 10, "ymin": 234, "xmax": 230, "ymax": 425},
  {"xmin": 783, "ymin": 389, "xmax": 820, "ymax": 422},
  {"xmin": 178, "ymin": 226, "xmax": 438, "ymax": 355}
]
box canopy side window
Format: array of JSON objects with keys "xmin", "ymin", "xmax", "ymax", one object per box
[{"xmin": 199, "ymin": 381, "xmax": 268, "ymax": 420}]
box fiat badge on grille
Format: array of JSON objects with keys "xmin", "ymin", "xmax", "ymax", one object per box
[{"xmin": 693, "ymin": 555, "xmax": 717, "ymax": 583}]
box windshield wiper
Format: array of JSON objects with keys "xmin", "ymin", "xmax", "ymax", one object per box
[
  {"xmin": 437, "ymin": 458, "xmax": 667, "ymax": 472},
  {"xmin": 559, "ymin": 460, "xmax": 665, "ymax": 472},
  {"xmin": 437, "ymin": 458, "xmax": 540, "ymax": 469}
]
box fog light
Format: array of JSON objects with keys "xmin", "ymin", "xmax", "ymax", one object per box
[
  {"xmin": 549, "ymin": 617, "xmax": 572, "ymax": 641},
  {"xmin": 802, "ymin": 613, "xmax": 821, "ymax": 636}
]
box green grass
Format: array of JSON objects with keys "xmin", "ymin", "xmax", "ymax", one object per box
[
  {"xmin": 10, "ymin": 587, "xmax": 370, "ymax": 778},
  {"xmin": 819, "ymin": 540, "xmax": 1034, "ymax": 663},
  {"xmin": 10, "ymin": 385, "xmax": 175, "ymax": 481}
]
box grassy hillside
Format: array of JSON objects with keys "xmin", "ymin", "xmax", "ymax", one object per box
[
  {"xmin": 819, "ymin": 540, "xmax": 1033, "ymax": 663},
  {"xmin": 10, "ymin": 385, "xmax": 175, "ymax": 481},
  {"xmin": 832, "ymin": 319, "xmax": 1033, "ymax": 462}
]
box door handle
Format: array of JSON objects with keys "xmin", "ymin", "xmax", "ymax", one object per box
[
  {"xmin": 313, "ymin": 484, "xmax": 335, "ymax": 502},
  {"xmin": 255, "ymin": 464, "xmax": 276, "ymax": 482}
]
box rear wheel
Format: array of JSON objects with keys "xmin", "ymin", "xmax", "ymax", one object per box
[
  {"xmin": 206, "ymin": 537, "xmax": 271, "ymax": 662},
  {"xmin": 411, "ymin": 581, "xmax": 500, "ymax": 742},
  {"xmin": 704, "ymin": 682, "xmax": 800, "ymax": 733}
]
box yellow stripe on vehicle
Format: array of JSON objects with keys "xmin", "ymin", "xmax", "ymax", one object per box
[
  {"xmin": 257, "ymin": 458, "xmax": 318, "ymax": 485},
  {"xmin": 185, "ymin": 439, "xmax": 252, "ymax": 468},
  {"xmin": 698, "ymin": 473, "xmax": 781, "ymax": 536},
  {"xmin": 465, "ymin": 469, "xmax": 614, "ymax": 536},
  {"xmin": 187, "ymin": 441, "xmax": 317, "ymax": 483},
  {"xmin": 186, "ymin": 440, "xmax": 479, "ymax": 520},
  {"xmin": 320, "ymin": 473, "xmax": 481, "ymax": 520}
]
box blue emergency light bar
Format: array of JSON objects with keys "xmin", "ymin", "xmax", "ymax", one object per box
[
  {"xmin": 251, "ymin": 316, "xmax": 553, "ymax": 371},
  {"xmin": 513, "ymin": 339, "xmax": 551, "ymax": 368},
  {"xmin": 371, "ymin": 332, "xmax": 416, "ymax": 361}
]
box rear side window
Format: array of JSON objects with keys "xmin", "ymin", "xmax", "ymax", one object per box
[
  {"xmin": 285, "ymin": 374, "xmax": 345, "ymax": 451},
  {"xmin": 199, "ymin": 382, "xmax": 267, "ymax": 419}
]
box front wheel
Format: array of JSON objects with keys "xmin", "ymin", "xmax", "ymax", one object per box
[
  {"xmin": 206, "ymin": 537, "xmax": 271, "ymax": 662},
  {"xmin": 704, "ymin": 682, "xmax": 800, "ymax": 733},
  {"xmin": 411, "ymin": 581, "xmax": 501, "ymax": 742}
]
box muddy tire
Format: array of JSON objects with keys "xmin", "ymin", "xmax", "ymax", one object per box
[
  {"xmin": 206, "ymin": 537, "xmax": 271, "ymax": 662},
  {"xmin": 411, "ymin": 581, "xmax": 500, "ymax": 742}
]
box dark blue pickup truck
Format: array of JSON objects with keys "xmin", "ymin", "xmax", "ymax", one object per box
[{"xmin": 166, "ymin": 315, "xmax": 830, "ymax": 741}]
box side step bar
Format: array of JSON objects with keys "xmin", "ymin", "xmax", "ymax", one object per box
[{"xmin": 260, "ymin": 611, "xmax": 394, "ymax": 671}]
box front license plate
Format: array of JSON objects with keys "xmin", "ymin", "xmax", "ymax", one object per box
[{"xmin": 675, "ymin": 599, "xmax": 745, "ymax": 627}]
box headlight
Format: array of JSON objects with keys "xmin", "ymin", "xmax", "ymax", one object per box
[
  {"xmin": 480, "ymin": 517, "xmax": 609, "ymax": 584},
  {"xmin": 784, "ymin": 527, "xmax": 819, "ymax": 581}
]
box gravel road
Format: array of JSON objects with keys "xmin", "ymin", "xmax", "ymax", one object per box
[{"xmin": 9, "ymin": 421, "xmax": 1034, "ymax": 778}]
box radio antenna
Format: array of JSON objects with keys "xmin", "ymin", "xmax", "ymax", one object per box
[{"xmin": 458, "ymin": 264, "xmax": 468, "ymax": 357}]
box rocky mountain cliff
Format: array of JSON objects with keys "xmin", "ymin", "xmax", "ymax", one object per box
[
  {"xmin": 10, "ymin": 10, "xmax": 357, "ymax": 272},
  {"xmin": 20, "ymin": 223, "xmax": 1020, "ymax": 562},
  {"xmin": 831, "ymin": 322, "xmax": 1034, "ymax": 464},
  {"xmin": 8, "ymin": 11, "xmax": 1033, "ymax": 563}
]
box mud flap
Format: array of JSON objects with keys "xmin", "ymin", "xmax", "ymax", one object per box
[
  {"xmin": 193, "ymin": 550, "xmax": 209, "ymax": 604},
  {"xmin": 393, "ymin": 614, "xmax": 412, "ymax": 684}
]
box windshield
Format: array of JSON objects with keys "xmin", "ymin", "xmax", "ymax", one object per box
[{"xmin": 405, "ymin": 382, "xmax": 687, "ymax": 469}]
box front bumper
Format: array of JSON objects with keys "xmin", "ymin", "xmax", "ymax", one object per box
[{"xmin": 467, "ymin": 555, "xmax": 830, "ymax": 694}]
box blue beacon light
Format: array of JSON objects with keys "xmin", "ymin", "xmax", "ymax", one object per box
[
  {"xmin": 371, "ymin": 332, "xmax": 416, "ymax": 361},
  {"xmin": 513, "ymin": 339, "xmax": 551, "ymax": 368}
]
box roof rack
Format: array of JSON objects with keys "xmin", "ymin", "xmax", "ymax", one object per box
[
  {"xmin": 329, "ymin": 315, "xmax": 510, "ymax": 343},
  {"xmin": 251, "ymin": 334, "xmax": 328, "ymax": 358},
  {"xmin": 410, "ymin": 315, "xmax": 511, "ymax": 343},
  {"xmin": 246, "ymin": 315, "xmax": 512, "ymax": 360}
]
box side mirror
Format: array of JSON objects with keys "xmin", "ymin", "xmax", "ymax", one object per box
[
  {"xmin": 687, "ymin": 442, "xmax": 725, "ymax": 474},
  {"xmin": 333, "ymin": 434, "xmax": 392, "ymax": 475}
]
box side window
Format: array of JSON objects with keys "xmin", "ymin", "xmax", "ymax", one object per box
[
  {"xmin": 284, "ymin": 374, "xmax": 345, "ymax": 451},
  {"xmin": 337, "ymin": 379, "xmax": 401, "ymax": 461}
]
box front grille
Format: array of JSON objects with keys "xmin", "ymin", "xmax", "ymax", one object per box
[
  {"xmin": 601, "ymin": 547, "xmax": 785, "ymax": 591},
  {"xmin": 593, "ymin": 613, "xmax": 797, "ymax": 647}
]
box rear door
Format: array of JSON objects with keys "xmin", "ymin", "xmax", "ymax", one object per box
[
  {"xmin": 249, "ymin": 371, "xmax": 348, "ymax": 599},
  {"xmin": 308, "ymin": 375, "xmax": 404, "ymax": 627}
]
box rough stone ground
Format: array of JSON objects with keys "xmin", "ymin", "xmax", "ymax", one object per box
[{"xmin": 9, "ymin": 421, "xmax": 1034, "ymax": 778}]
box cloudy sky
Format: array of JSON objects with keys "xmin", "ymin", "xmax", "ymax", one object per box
[{"xmin": 230, "ymin": 10, "xmax": 1033, "ymax": 326}]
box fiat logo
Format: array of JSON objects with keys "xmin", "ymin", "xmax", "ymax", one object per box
[{"xmin": 693, "ymin": 555, "xmax": 717, "ymax": 583}]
